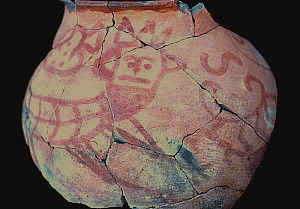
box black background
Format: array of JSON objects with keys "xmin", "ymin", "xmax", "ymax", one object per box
[{"xmin": 13, "ymin": 0, "xmax": 290, "ymax": 208}]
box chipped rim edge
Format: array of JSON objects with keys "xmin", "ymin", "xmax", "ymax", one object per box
[
  {"xmin": 76, "ymin": 0, "xmax": 174, "ymax": 7},
  {"xmin": 60, "ymin": 0, "xmax": 205, "ymax": 14}
]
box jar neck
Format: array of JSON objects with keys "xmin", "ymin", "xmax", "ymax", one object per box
[
  {"xmin": 75, "ymin": 0, "xmax": 175, "ymax": 7},
  {"xmin": 61, "ymin": 0, "xmax": 187, "ymax": 12},
  {"xmin": 74, "ymin": 0, "xmax": 177, "ymax": 11}
]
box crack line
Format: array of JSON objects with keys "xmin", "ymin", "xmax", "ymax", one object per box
[
  {"xmin": 93, "ymin": 44, "xmax": 145, "ymax": 67},
  {"xmin": 158, "ymin": 25, "xmax": 220, "ymax": 50},
  {"xmin": 173, "ymin": 109, "xmax": 221, "ymax": 157},
  {"xmin": 89, "ymin": 6, "xmax": 127, "ymax": 203},
  {"xmin": 114, "ymin": 22, "xmax": 219, "ymax": 51},
  {"xmin": 34, "ymin": 129, "xmax": 126, "ymax": 204},
  {"xmin": 160, "ymin": 50, "xmax": 268, "ymax": 144},
  {"xmin": 219, "ymin": 105, "xmax": 268, "ymax": 143},
  {"xmin": 191, "ymin": 11, "xmax": 196, "ymax": 37},
  {"xmin": 96, "ymin": 1, "xmax": 117, "ymax": 131},
  {"xmin": 154, "ymin": 185, "xmax": 244, "ymax": 208},
  {"xmin": 107, "ymin": 1, "xmax": 116, "ymax": 27},
  {"xmin": 173, "ymin": 156, "xmax": 198, "ymax": 195},
  {"xmin": 127, "ymin": 141, "xmax": 170, "ymax": 157},
  {"xmin": 103, "ymin": 162, "xmax": 126, "ymax": 206},
  {"xmin": 45, "ymin": 79, "xmax": 69, "ymax": 141}
]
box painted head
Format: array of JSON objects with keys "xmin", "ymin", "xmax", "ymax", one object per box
[{"xmin": 100, "ymin": 46, "xmax": 177, "ymax": 120}]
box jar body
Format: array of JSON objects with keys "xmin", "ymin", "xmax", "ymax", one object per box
[{"xmin": 22, "ymin": 1, "xmax": 277, "ymax": 208}]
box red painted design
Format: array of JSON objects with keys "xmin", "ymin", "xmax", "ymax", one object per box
[
  {"xmin": 228, "ymin": 32, "xmax": 271, "ymax": 71},
  {"xmin": 31, "ymin": 28, "xmax": 180, "ymax": 158},
  {"xmin": 102, "ymin": 51, "xmax": 177, "ymax": 153},
  {"xmin": 112, "ymin": 172, "xmax": 178, "ymax": 204},
  {"xmin": 244, "ymin": 74, "xmax": 277, "ymax": 130},
  {"xmin": 162, "ymin": 27, "xmax": 173, "ymax": 38},
  {"xmin": 44, "ymin": 25, "xmax": 104, "ymax": 77},
  {"xmin": 116, "ymin": 127, "xmax": 149, "ymax": 148},
  {"xmin": 200, "ymin": 52, "xmax": 243, "ymax": 76},
  {"xmin": 117, "ymin": 16, "xmax": 173, "ymax": 47},
  {"xmin": 197, "ymin": 115, "xmax": 252, "ymax": 165},
  {"xmin": 66, "ymin": 148, "xmax": 115, "ymax": 183},
  {"xmin": 28, "ymin": 98, "xmax": 42, "ymax": 169},
  {"xmin": 94, "ymin": 31, "xmax": 179, "ymax": 152},
  {"xmin": 202, "ymin": 80, "xmax": 222, "ymax": 94},
  {"xmin": 118, "ymin": 17, "xmax": 135, "ymax": 34},
  {"xmin": 123, "ymin": 54, "xmax": 155, "ymax": 76},
  {"xmin": 28, "ymin": 92, "xmax": 113, "ymax": 149},
  {"xmin": 140, "ymin": 21, "xmax": 156, "ymax": 34},
  {"xmin": 117, "ymin": 75, "xmax": 151, "ymax": 85},
  {"xmin": 245, "ymin": 74, "xmax": 268, "ymax": 110},
  {"xmin": 93, "ymin": 31, "xmax": 139, "ymax": 78}
]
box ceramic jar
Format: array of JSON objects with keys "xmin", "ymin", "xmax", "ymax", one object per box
[{"xmin": 22, "ymin": 0, "xmax": 277, "ymax": 208}]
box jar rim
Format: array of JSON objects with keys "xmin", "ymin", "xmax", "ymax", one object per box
[{"xmin": 75, "ymin": 0, "xmax": 175, "ymax": 7}]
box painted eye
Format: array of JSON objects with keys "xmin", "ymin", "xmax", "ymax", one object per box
[
  {"xmin": 127, "ymin": 62, "xmax": 136, "ymax": 68},
  {"xmin": 143, "ymin": 63, "xmax": 152, "ymax": 70}
]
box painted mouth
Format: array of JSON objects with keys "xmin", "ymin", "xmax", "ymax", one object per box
[{"xmin": 118, "ymin": 75, "xmax": 150, "ymax": 84}]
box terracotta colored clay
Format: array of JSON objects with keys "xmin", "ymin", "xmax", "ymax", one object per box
[{"xmin": 22, "ymin": 0, "xmax": 277, "ymax": 208}]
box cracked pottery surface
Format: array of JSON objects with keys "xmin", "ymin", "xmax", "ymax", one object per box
[{"xmin": 22, "ymin": 0, "xmax": 277, "ymax": 208}]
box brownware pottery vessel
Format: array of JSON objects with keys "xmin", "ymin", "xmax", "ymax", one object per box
[{"xmin": 22, "ymin": 0, "xmax": 277, "ymax": 208}]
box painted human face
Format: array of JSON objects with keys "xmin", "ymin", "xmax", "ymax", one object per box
[{"xmin": 113, "ymin": 49, "xmax": 162, "ymax": 89}]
